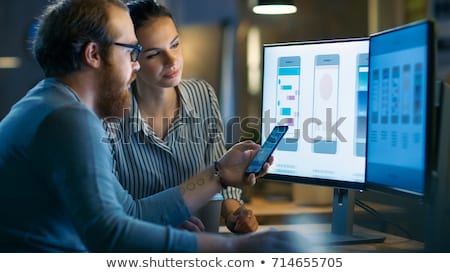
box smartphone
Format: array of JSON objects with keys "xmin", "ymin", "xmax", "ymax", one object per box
[
  {"xmin": 245, "ymin": 125, "xmax": 289, "ymax": 175},
  {"xmin": 312, "ymin": 54, "xmax": 340, "ymax": 154},
  {"xmin": 275, "ymin": 56, "xmax": 301, "ymax": 151}
]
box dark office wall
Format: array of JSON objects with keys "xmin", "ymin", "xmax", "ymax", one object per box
[
  {"xmin": 166, "ymin": 0, "xmax": 237, "ymax": 25},
  {"xmin": 0, "ymin": 0, "xmax": 46, "ymax": 120},
  {"xmin": 0, "ymin": 0, "xmax": 238, "ymax": 121},
  {"xmin": 235, "ymin": 0, "xmax": 369, "ymax": 143}
]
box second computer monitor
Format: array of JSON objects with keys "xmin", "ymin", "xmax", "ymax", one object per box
[{"xmin": 365, "ymin": 20, "xmax": 436, "ymax": 198}]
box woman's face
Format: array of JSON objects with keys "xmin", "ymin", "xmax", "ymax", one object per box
[{"xmin": 135, "ymin": 16, "xmax": 183, "ymax": 89}]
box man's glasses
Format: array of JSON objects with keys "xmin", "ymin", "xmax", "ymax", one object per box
[{"xmin": 113, "ymin": 42, "xmax": 142, "ymax": 62}]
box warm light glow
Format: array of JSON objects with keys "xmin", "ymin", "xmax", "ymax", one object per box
[
  {"xmin": 0, "ymin": 57, "xmax": 21, "ymax": 69},
  {"xmin": 253, "ymin": 4, "xmax": 297, "ymax": 15},
  {"xmin": 246, "ymin": 26, "xmax": 261, "ymax": 95}
]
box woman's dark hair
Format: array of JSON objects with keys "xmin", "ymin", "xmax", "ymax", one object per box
[
  {"xmin": 126, "ymin": 0, "xmax": 175, "ymax": 31},
  {"xmin": 33, "ymin": 0, "xmax": 128, "ymax": 77}
]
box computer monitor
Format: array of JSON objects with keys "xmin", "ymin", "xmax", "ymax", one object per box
[
  {"xmin": 261, "ymin": 38, "xmax": 368, "ymax": 189},
  {"xmin": 260, "ymin": 38, "xmax": 384, "ymax": 244},
  {"xmin": 366, "ymin": 19, "xmax": 450, "ymax": 252},
  {"xmin": 365, "ymin": 20, "xmax": 436, "ymax": 200}
]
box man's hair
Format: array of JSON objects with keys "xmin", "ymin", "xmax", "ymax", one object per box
[
  {"xmin": 33, "ymin": 0, "xmax": 128, "ymax": 77},
  {"xmin": 126, "ymin": 0, "xmax": 174, "ymax": 31}
]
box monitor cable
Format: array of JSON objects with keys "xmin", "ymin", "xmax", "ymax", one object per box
[{"xmin": 355, "ymin": 199, "xmax": 413, "ymax": 239}]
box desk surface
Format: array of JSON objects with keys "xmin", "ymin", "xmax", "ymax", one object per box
[
  {"xmin": 227, "ymin": 197, "xmax": 424, "ymax": 252},
  {"xmin": 220, "ymin": 224, "xmax": 424, "ymax": 252}
]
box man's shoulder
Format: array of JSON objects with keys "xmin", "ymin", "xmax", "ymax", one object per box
[
  {"xmin": 21, "ymin": 79, "xmax": 84, "ymax": 111},
  {"xmin": 0, "ymin": 79, "xmax": 97, "ymax": 149},
  {"xmin": 23, "ymin": 79, "xmax": 95, "ymax": 124}
]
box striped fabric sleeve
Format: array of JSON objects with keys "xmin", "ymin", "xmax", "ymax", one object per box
[{"xmin": 201, "ymin": 81, "xmax": 243, "ymax": 202}]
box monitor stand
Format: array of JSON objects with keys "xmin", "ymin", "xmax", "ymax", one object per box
[{"xmin": 307, "ymin": 188, "xmax": 386, "ymax": 245}]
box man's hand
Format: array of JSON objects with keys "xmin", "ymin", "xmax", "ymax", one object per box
[
  {"xmin": 233, "ymin": 229, "xmax": 314, "ymax": 253},
  {"xmin": 179, "ymin": 216, "xmax": 205, "ymax": 232},
  {"xmin": 218, "ymin": 140, "xmax": 274, "ymax": 188}
]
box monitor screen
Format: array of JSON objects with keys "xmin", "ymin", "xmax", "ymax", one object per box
[
  {"xmin": 261, "ymin": 38, "xmax": 369, "ymax": 190},
  {"xmin": 365, "ymin": 20, "xmax": 436, "ymax": 198}
]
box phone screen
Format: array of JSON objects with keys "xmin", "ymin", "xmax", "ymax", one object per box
[
  {"xmin": 381, "ymin": 67, "xmax": 390, "ymax": 124},
  {"xmin": 245, "ymin": 126, "xmax": 289, "ymax": 175},
  {"xmin": 401, "ymin": 64, "xmax": 411, "ymax": 123},
  {"xmin": 391, "ymin": 65, "xmax": 400, "ymax": 124},
  {"xmin": 355, "ymin": 53, "xmax": 368, "ymax": 157},
  {"xmin": 312, "ymin": 54, "xmax": 340, "ymax": 154},
  {"xmin": 371, "ymin": 69, "xmax": 380, "ymax": 124},
  {"xmin": 276, "ymin": 56, "xmax": 301, "ymax": 151}
]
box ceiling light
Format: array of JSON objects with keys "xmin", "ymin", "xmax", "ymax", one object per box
[{"xmin": 252, "ymin": 0, "xmax": 298, "ymax": 15}]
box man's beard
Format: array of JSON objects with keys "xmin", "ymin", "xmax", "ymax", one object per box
[{"xmin": 96, "ymin": 64, "xmax": 132, "ymax": 119}]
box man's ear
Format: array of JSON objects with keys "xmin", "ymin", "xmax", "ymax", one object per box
[{"xmin": 83, "ymin": 41, "xmax": 102, "ymax": 68}]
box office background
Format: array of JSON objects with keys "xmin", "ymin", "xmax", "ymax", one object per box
[{"xmin": 1, "ymin": 0, "xmax": 449, "ymax": 244}]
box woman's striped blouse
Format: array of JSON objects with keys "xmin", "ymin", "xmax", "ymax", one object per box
[{"xmin": 106, "ymin": 79, "xmax": 242, "ymax": 201}]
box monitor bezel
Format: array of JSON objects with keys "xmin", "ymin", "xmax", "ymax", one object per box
[
  {"xmin": 364, "ymin": 19, "xmax": 437, "ymax": 201},
  {"xmin": 261, "ymin": 37, "xmax": 370, "ymax": 191}
]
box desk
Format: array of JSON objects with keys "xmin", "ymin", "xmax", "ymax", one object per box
[
  {"xmin": 223, "ymin": 197, "xmax": 424, "ymax": 252},
  {"xmin": 219, "ymin": 224, "xmax": 424, "ymax": 252}
]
